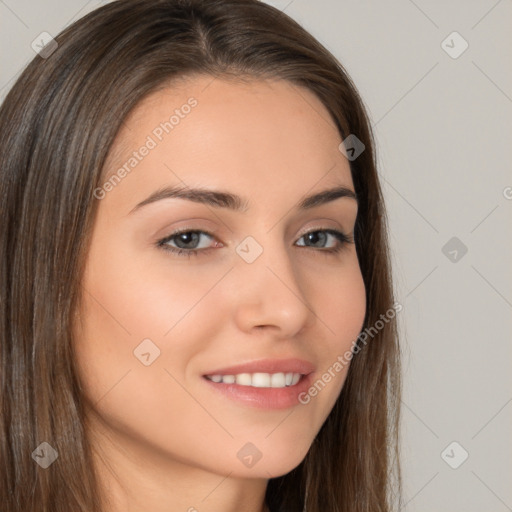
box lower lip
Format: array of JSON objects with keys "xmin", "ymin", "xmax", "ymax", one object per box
[{"xmin": 201, "ymin": 373, "xmax": 314, "ymax": 409}]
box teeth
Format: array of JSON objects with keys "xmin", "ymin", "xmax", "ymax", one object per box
[
  {"xmin": 236, "ymin": 373, "xmax": 252, "ymax": 386},
  {"xmin": 205, "ymin": 372, "xmax": 303, "ymax": 388},
  {"xmin": 291, "ymin": 373, "xmax": 301, "ymax": 385},
  {"xmin": 270, "ymin": 373, "xmax": 285, "ymax": 387}
]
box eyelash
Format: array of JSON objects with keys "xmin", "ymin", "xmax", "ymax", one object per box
[{"xmin": 156, "ymin": 228, "xmax": 354, "ymax": 258}]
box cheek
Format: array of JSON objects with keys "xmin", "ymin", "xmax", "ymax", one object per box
[
  {"xmin": 331, "ymin": 267, "xmax": 366, "ymax": 346},
  {"xmin": 80, "ymin": 255, "xmax": 215, "ymax": 339},
  {"xmin": 310, "ymin": 256, "xmax": 366, "ymax": 354},
  {"xmin": 73, "ymin": 237, "xmax": 231, "ymax": 401},
  {"xmin": 299, "ymin": 258, "xmax": 366, "ymax": 410},
  {"xmin": 72, "ymin": 255, "xmax": 229, "ymax": 461}
]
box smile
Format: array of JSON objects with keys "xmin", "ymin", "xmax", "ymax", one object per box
[{"xmin": 204, "ymin": 372, "xmax": 303, "ymax": 388}]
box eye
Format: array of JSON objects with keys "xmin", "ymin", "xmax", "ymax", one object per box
[
  {"xmin": 156, "ymin": 228, "xmax": 353, "ymax": 258},
  {"xmin": 295, "ymin": 229, "xmax": 353, "ymax": 254},
  {"xmin": 157, "ymin": 229, "xmax": 219, "ymax": 257}
]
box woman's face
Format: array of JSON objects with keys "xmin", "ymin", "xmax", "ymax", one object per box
[{"xmin": 74, "ymin": 75, "xmax": 366, "ymax": 481}]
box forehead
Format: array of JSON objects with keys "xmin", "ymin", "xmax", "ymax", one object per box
[{"xmin": 101, "ymin": 75, "xmax": 354, "ymax": 213}]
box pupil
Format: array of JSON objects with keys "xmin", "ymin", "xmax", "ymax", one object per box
[
  {"xmin": 176, "ymin": 232, "xmax": 199, "ymax": 249},
  {"xmin": 307, "ymin": 231, "xmax": 326, "ymax": 247}
]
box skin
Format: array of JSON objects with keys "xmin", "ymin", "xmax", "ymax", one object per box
[{"xmin": 73, "ymin": 75, "xmax": 366, "ymax": 512}]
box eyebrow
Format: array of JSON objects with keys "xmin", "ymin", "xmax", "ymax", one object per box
[{"xmin": 129, "ymin": 184, "xmax": 357, "ymax": 215}]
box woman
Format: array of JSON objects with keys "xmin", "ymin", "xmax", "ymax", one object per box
[{"xmin": 0, "ymin": 1, "xmax": 402, "ymax": 511}]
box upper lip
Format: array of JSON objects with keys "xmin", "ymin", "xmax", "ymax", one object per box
[{"xmin": 203, "ymin": 358, "xmax": 315, "ymax": 376}]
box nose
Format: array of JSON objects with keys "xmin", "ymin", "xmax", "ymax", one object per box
[{"xmin": 232, "ymin": 239, "xmax": 314, "ymax": 338}]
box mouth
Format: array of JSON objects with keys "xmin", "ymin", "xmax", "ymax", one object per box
[
  {"xmin": 203, "ymin": 371, "xmax": 305, "ymax": 388},
  {"xmin": 201, "ymin": 358, "xmax": 315, "ymax": 409}
]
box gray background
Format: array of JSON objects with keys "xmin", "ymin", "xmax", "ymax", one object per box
[{"xmin": 1, "ymin": 1, "xmax": 511, "ymax": 510}]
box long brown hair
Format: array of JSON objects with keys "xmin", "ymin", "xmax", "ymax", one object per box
[{"xmin": 0, "ymin": 1, "xmax": 402, "ymax": 510}]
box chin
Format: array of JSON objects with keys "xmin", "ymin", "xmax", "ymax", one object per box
[{"xmin": 233, "ymin": 441, "xmax": 312, "ymax": 479}]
